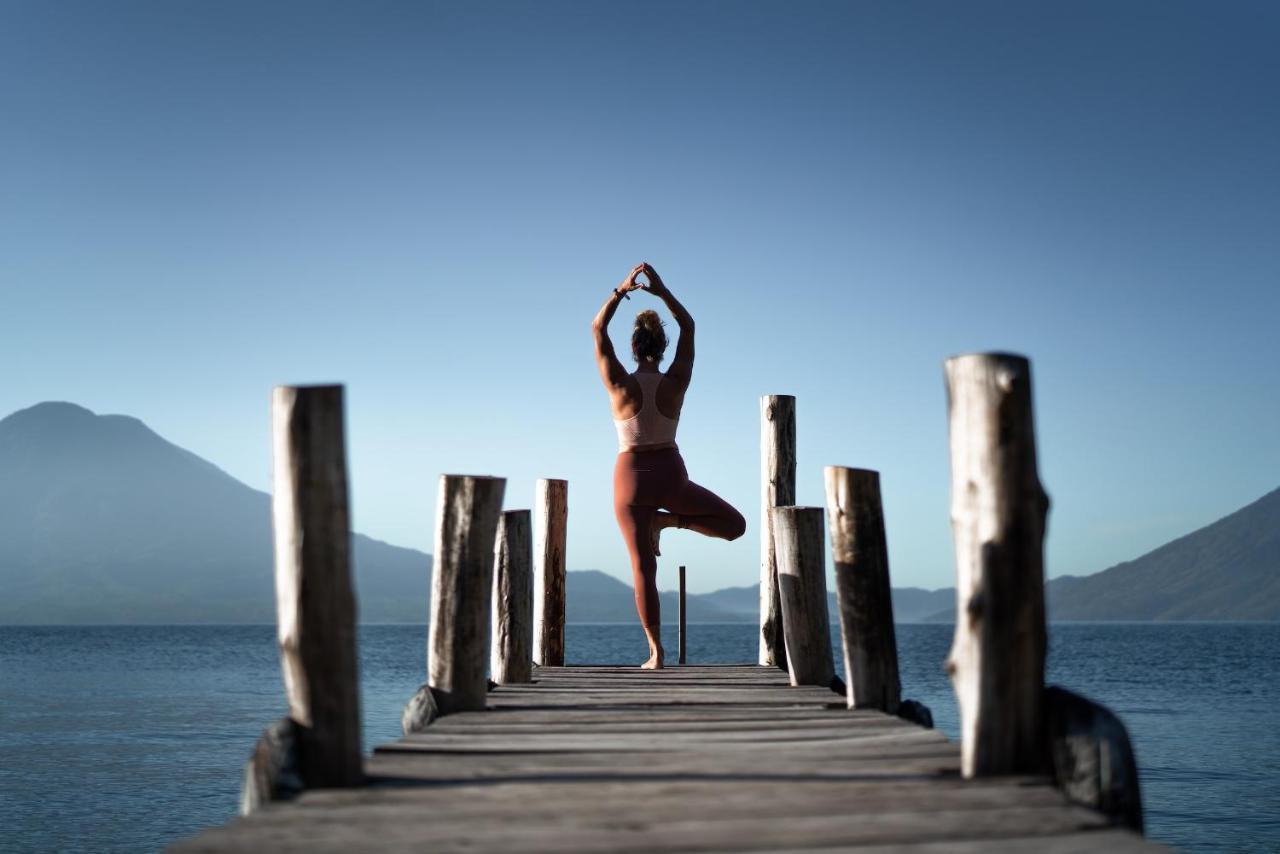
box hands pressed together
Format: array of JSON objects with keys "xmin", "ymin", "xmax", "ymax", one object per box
[{"xmin": 618, "ymin": 262, "xmax": 668, "ymax": 299}]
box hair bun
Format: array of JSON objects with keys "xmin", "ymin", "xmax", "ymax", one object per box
[
  {"xmin": 635, "ymin": 310, "xmax": 662, "ymax": 331},
  {"xmin": 631, "ymin": 310, "xmax": 669, "ymax": 364}
]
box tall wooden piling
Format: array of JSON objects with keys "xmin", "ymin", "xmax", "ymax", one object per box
[
  {"xmin": 771, "ymin": 506, "xmax": 836, "ymax": 688},
  {"xmin": 491, "ymin": 509, "xmax": 533, "ymax": 684},
  {"xmin": 429, "ymin": 475, "xmax": 506, "ymax": 715},
  {"xmin": 269, "ymin": 384, "xmax": 362, "ymax": 788},
  {"xmin": 944, "ymin": 352, "xmax": 1049, "ymax": 777},
  {"xmin": 678, "ymin": 565, "xmax": 687, "ymax": 665},
  {"xmin": 759, "ymin": 395, "xmax": 795, "ymax": 667},
  {"xmin": 824, "ymin": 466, "xmax": 902, "ymax": 713},
  {"xmin": 533, "ymin": 478, "xmax": 568, "ymax": 667}
]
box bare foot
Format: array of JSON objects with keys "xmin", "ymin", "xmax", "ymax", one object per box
[
  {"xmin": 650, "ymin": 512, "xmax": 678, "ymax": 557},
  {"xmin": 641, "ymin": 648, "xmax": 665, "ymax": 670}
]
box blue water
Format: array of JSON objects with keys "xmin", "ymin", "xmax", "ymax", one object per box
[{"xmin": 1, "ymin": 623, "xmax": 1277, "ymax": 852}]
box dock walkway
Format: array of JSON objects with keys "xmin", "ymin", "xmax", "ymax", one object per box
[{"xmin": 174, "ymin": 665, "xmax": 1161, "ymax": 852}]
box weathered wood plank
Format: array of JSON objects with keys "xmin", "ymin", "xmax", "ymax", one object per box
[
  {"xmin": 769, "ymin": 831, "xmax": 1167, "ymax": 854},
  {"xmin": 175, "ymin": 665, "xmax": 1158, "ymax": 853},
  {"xmin": 173, "ymin": 803, "xmax": 1113, "ymax": 852}
]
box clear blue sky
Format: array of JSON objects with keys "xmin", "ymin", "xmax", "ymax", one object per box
[{"xmin": 3, "ymin": 1, "xmax": 1277, "ymax": 593}]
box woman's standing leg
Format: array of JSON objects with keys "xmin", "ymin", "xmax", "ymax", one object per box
[{"xmin": 614, "ymin": 452, "xmax": 664, "ymax": 668}]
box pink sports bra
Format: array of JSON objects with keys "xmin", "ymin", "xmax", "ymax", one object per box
[{"xmin": 614, "ymin": 372, "xmax": 679, "ymax": 451}]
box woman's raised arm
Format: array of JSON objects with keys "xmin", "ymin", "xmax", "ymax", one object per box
[
  {"xmin": 642, "ymin": 263, "xmax": 694, "ymax": 381},
  {"xmin": 592, "ymin": 264, "xmax": 644, "ymax": 390}
]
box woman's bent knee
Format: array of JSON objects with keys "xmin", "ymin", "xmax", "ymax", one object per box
[{"xmin": 727, "ymin": 509, "xmax": 746, "ymax": 541}]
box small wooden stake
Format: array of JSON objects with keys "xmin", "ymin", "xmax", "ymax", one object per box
[
  {"xmin": 771, "ymin": 506, "xmax": 836, "ymax": 688},
  {"xmin": 429, "ymin": 474, "xmax": 506, "ymax": 714},
  {"xmin": 759, "ymin": 395, "xmax": 795, "ymax": 667},
  {"xmin": 944, "ymin": 352, "xmax": 1049, "ymax": 777},
  {"xmin": 533, "ymin": 478, "xmax": 568, "ymax": 666},
  {"xmin": 270, "ymin": 384, "xmax": 362, "ymax": 788},
  {"xmin": 678, "ymin": 565, "xmax": 687, "ymax": 665},
  {"xmin": 824, "ymin": 466, "xmax": 902, "ymax": 713},
  {"xmin": 491, "ymin": 509, "xmax": 533, "ymax": 684}
]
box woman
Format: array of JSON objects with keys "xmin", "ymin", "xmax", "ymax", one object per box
[{"xmin": 592, "ymin": 262, "xmax": 746, "ymax": 669}]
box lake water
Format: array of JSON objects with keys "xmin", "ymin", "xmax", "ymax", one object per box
[{"xmin": 1, "ymin": 623, "xmax": 1277, "ymax": 852}]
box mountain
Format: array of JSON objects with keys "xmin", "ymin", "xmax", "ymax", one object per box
[
  {"xmin": 0, "ymin": 401, "xmax": 952, "ymax": 625},
  {"xmin": 1046, "ymin": 487, "xmax": 1280, "ymax": 620},
  {"xmin": 0, "ymin": 402, "xmax": 428, "ymax": 624},
  {"xmin": 918, "ymin": 487, "xmax": 1280, "ymax": 622},
  {"xmin": 689, "ymin": 584, "xmax": 954, "ymax": 623},
  {"xmin": 3, "ymin": 402, "xmax": 1274, "ymax": 624},
  {"xmin": 888, "ymin": 587, "xmax": 957, "ymax": 622},
  {"xmin": 568, "ymin": 570, "xmax": 743, "ymax": 623}
]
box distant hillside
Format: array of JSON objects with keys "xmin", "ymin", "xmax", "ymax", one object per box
[
  {"xmin": 3, "ymin": 402, "xmax": 1274, "ymax": 624},
  {"xmin": 919, "ymin": 487, "xmax": 1280, "ymax": 622},
  {"xmin": 0, "ymin": 402, "xmax": 427, "ymax": 624},
  {"xmin": 568, "ymin": 570, "xmax": 743, "ymax": 623},
  {"xmin": 1048, "ymin": 487, "xmax": 1280, "ymax": 620},
  {"xmin": 690, "ymin": 584, "xmax": 955, "ymax": 623},
  {"xmin": 0, "ymin": 401, "xmax": 958, "ymax": 625}
]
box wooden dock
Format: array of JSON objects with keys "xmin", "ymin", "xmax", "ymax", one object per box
[
  {"xmin": 173, "ymin": 665, "xmax": 1161, "ymax": 852},
  {"xmin": 182, "ymin": 361, "xmax": 1156, "ymax": 851}
]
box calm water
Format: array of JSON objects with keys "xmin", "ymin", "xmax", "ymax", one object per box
[{"xmin": 1, "ymin": 623, "xmax": 1277, "ymax": 852}]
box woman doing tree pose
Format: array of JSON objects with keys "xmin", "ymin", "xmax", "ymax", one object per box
[{"xmin": 592, "ymin": 262, "xmax": 746, "ymax": 669}]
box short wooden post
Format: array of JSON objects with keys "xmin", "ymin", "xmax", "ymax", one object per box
[
  {"xmin": 491, "ymin": 509, "xmax": 533, "ymax": 684},
  {"xmin": 771, "ymin": 506, "xmax": 836, "ymax": 688},
  {"xmin": 759, "ymin": 395, "xmax": 795, "ymax": 667},
  {"xmin": 824, "ymin": 466, "xmax": 901, "ymax": 713},
  {"xmin": 678, "ymin": 565, "xmax": 687, "ymax": 665},
  {"xmin": 270, "ymin": 384, "xmax": 362, "ymax": 788},
  {"xmin": 944, "ymin": 352, "xmax": 1049, "ymax": 777},
  {"xmin": 428, "ymin": 474, "xmax": 506, "ymax": 714},
  {"xmin": 533, "ymin": 478, "xmax": 568, "ymax": 666}
]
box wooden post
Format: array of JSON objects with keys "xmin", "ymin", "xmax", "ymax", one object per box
[
  {"xmin": 533, "ymin": 478, "xmax": 568, "ymax": 667},
  {"xmin": 270, "ymin": 384, "xmax": 362, "ymax": 788},
  {"xmin": 428, "ymin": 474, "xmax": 506, "ymax": 715},
  {"xmin": 771, "ymin": 506, "xmax": 836, "ymax": 688},
  {"xmin": 759, "ymin": 395, "xmax": 795, "ymax": 667},
  {"xmin": 944, "ymin": 352, "xmax": 1049, "ymax": 777},
  {"xmin": 824, "ymin": 466, "xmax": 901, "ymax": 713},
  {"xmin": 678, "ymin": 565, "xmax": 687, "ymax": 665},
  {"xmin": 491, "ymin": 509, "xmax": 533, "ymax": 684}
]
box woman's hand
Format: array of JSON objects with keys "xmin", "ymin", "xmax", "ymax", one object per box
[
  {"xmin": 641, "ymin": 262, "xmax": 670, "ymax": 297},
  {"xmin": 617, "ymin": 264, "xmax": 645, "ymax": 295}
]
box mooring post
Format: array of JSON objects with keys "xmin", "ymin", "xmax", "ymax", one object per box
[
  {"xmin": 491, "ymin": 509, "xmax": 533, "ymax": 684},
  {"xmin": 533, "ymin": 478, "xmax": 568, "ymax": 667},
  {"xmin": 269, "ymin": 384, "xmax": 363, "ymax": 788},
  {"xmin": 678, "ymin": 565, "xmax": 687, "ymax": 665},
  {"xmin": 824, "ymin": 466, "xmax": 902, "ymax": 713},
  {"xmin": 771, "ymin": 506, "xmax": 836, "ymax": 688},
  {"xmin": 427, "ymin": 474, "xmax": 506, "ymax": 715},
  {"xmin": 759, "ymin": 395, "xmax": 795, "ymax": 668},
  {"xmin": 944, "ymin": 352, "xmax": 1049, "ymax": 777}
]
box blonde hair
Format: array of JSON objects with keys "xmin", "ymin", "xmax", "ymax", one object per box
[{"xmin": 631, "ymin": 310, "xmax": 668, "ymax": 363}]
